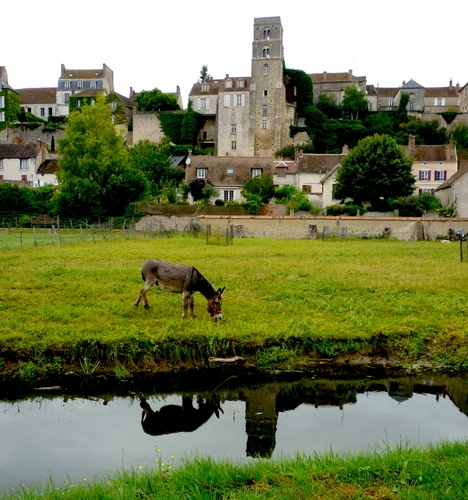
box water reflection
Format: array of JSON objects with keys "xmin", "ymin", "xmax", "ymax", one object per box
[{"xmin": 1, "ymin": 374, "xmax": 468, "ymax": 491}]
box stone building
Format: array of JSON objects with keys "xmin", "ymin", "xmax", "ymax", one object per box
[{"xmin": 188, "ymin": 16, "xmax": 297, "ymax": 157}]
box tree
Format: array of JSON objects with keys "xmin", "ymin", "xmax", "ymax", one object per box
[
  {"xmin": 134, "ymin": 88, "xmax": 180, "ymax": 112},
  {"xmin": 341, "ymin": 85, "xmax": 369, "ymax": 120},
  {"xmin": 242, "ymin": 174, "xmax": 275, "ymax": 204},
  {"xmin": 129, "ymin": 139, "xmax": 184, "ymax": 197},
  {"xmin": 54, "ymin": 94, "xmax": 148, "ymax": 218},
  {"xmin": 316, "ymin": 93, "xmax": 342, "ymax": 119},
  {"xmin": 199, "ymin": 65, "xmax": 210, "ymax": 83},
  {"xmin": 334, "ymin": 134, "xmax": 415, "ymax": 206},
  {"xmin": 181, "ymin": 100, "xmax": 205, "ymax": 145}
]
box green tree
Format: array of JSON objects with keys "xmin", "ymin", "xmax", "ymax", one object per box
[
  {"xmin": 334, "ymin": 134, "xmax": 415, "ymax": 206},
  {"xmin": 134, "ymin": 88, "xmax": 180, "ymax": 112},
  {"xmin": 341, "ymin": 85, "xmax": 369, "ymax": 120},
  {"xmin": 181, "ymin": 101, "xmax": 205, "ymax": 145},
  {"xmin": 242, "ymin": 174, "xmax": 275, "ymax": 204},
  {"xmin": 54, "ymin": 94, "xmax": 148, "ymax": 218},
  {"xmin": 283, "ymin": 68, "xmax": 313, "ymax": 114},
  {"xmin": 199, "ymin": 65, "xmax": 210, "ymax": 82},
  {"xmin": 129, "ymin": 139, "xmax": 184, "ymax": 197},
  {"xmin": 316, "ymin": 93, "xmax": 342, "ymax": 119}
]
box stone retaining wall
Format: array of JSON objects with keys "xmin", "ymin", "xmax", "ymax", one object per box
[{"xmin": 196, "ymin": 215, "xmax": 468, "ymax": 241}]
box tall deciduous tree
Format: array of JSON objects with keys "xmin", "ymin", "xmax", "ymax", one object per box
[
  {"xmin": 341, "ymin": 85, "xmax": 369, "ymax": 120},
  {"xmin": 334, "ymin": 134, "xmax": 415, "ymax": 206},
  {"xmin": 241, "ymin": 174, "xmax": 275, "ymax": 204},
  {"xmin": 54, "ymin": 94, "xmax": 148, "ymax": 218}
]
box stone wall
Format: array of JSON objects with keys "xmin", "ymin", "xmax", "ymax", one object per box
[
  {"xmin": 0, "ymin": 126, "xmax": 65, "ymax": 150},
  {"xmin": 195, "ymin": 215, "xmax": 468, "ymax": 241}
]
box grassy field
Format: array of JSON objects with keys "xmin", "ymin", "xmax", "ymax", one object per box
[
  {"xmin": 1, "ymin": 234, "xmax": 468, "ymax": 380},
  {"xmin": 5, "ymin": 440, "xmax": 468, "ymax": 499}
]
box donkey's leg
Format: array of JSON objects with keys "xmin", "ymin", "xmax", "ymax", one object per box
[
  {"xmin": 182, "ymin": 291, "xmax": 195, "ymax": 319},
  {"xmin": 135, "ymin": 279, "xmax": 156, "ymax": 309}
]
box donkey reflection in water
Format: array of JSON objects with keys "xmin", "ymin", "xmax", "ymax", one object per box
[
  {"xmin": 135, "ymin": 259, "xmax": 225, "ymax": 320},
  {"xmin": 139, "ymin": 396, "xmax": 224, "ymax": 436}
]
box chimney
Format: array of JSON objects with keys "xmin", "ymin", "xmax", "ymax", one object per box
[
  {"xmin": 129, "ymin": 86, "xmax": 133, "ymax": 98},
  {"xmin": 408, "ymin": 134, "xmax": 416, "ymax": 150},
  {"xmin": 456, "ymin": 83, "xmax": 460, "ymax": 92},
  {"xmin": 348, "ymin": 69, "xmax": 353, "ymax": 80}
]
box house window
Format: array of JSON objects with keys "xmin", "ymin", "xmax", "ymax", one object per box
[
  {"xmin": 77, "ymin": 81, "xmax": 83, "ymax": 89},
  {"xmin": 62, "ymin": 93, "xmax": 70, "ymax": 104},
  {"xmin": 64, "ymin": 81, "xmax": 71, "ymax": 89},
  {"xmin": 40, "ymin": 108, "xmax": 45, "ymax": 117},
  {"xmin": 435, "ymin": 170, "xmax": 447, "ymax": 181},
  {"xmin": 237, "ymin": 79, "xmax": 245, "ymax": 88},
  {"xmin": 48, "ymin": 107, "xmax": 53, "ymax": 116},
  {"xmin": 231, "ymin": 124, "xmax": 237, "ymax": 134},
  {"xmin": 261, "ymin": 120, "xmax": 267, "ymax": 129},
  {"xmin": 262, "ymin": 47, "xmax": 270, "ymax": 57},
  {"xmin": 76, "ymin": 100, "xmax": 81, "ymax": 108},
  {"xmin": 225, "ymin": 79, "xmax": 232, "ymax": 88},
  {"xmin": 0, "ymin": 111, "xmax": 4, "ymax": 122},
  {"xmin": 302, "ymin": 185, "xmax": 312, "ymax": 193},
  {"xmin": 389, "ymin": 98, "xmax": 394, "ymax": 106},
  {"xmin": 20, "ymin": 159, "xmax": 29, "ymax": 170},
  {"xmin": 409, "ymin": 102, "xmax": 415, "ymax": 111},
  {"xmin": 197, "ymin": 97, "xmax": 210, "ymax": 110},
  {"xmin": 263, "ymin": 90, "xmax": 268, "ymax": 96},
  {"xmin": 277, "ymin": 167, "xmax": 286, "ymax": 177},
  {"xmin": 21, "ymin": 175, "xmax": 27, "ymax": 181},
  {"xmin": 201, "ymin": 83, "xmax": 209, "ymax": 92},
  {"xmin": 0, "ymin": 96, "xmax": 4, "ymax": 108},
  {"xmin": 263, "ymin": 64, "xmax": 269, "ymax": 75},
  {"xmin": 90, "ymin": 81, "xmax": 96, "ymax": 89},
  {"xmin": 252, "ymin": 168, "xmax": 262, "ymax": 178},
  {"xmin": 419, "ymin": 170, "xmax": 430, "ymax": 181},
  {"xmin": 233, "ymin": 94, "xmax": 245, "ymax": 106},
  {"xmin": 0, "ymin": 175, "xmax": 3, "ymax": 180},
  {"xmin": 332, "ymin": 183, "xmax": 339, "ymax": 199},
  {"xmin": 227, "ymin": 168, "xmax": 234, "ymax": 174},
  {"xmin": 110, "ymin": 101, "xmax": 117, "ymax": 110},
  {"xmin": 224, "ymin": 190, "xmax": 234, "ymax": 202},
  {"xmin": 263, "ymin": 28, "xmax": 271, "ymax": 39},
  {"xmin": 436, "ymin": 97, "xmax": 444, "ymax": 106},
  {"xmin": 419, "ymin": 188, "xmax": 435, "ymax": 195},
  {"xmin": 262, "ymin": 105, "xmax": 268, "ymax": 116},
  {"xmin": 0, "ymin": 159, "xmax": 3, "ymax": 170},
  {"xmin": 224, "ymin": 95, "xmax": 231, "ymax": 107},
  {"xmin": 197, "ymin": 168, "xmax": 206, "ymax": 179},
  {"xmin": 231, "ymin": 141, "xmax": 237, "ymax": 150}
]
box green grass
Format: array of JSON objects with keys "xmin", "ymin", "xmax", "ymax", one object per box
[
  {"xmin": 5, "ymin": 440, "xmax": 468, "ymax": 499},
  {"xmin": 1, "ymin": 235, "xmax": 468, "ymax": 378}
]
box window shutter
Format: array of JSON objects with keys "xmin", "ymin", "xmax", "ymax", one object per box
[
  {"xmin": 197, "ymin": 98, "xmax": 201, "ymax": 110},
  {"xmin": 206, "ymin": 98, "xmax": 210, "ymax": 110},
  {"xmin": 241, "ymin": 94, "xmax": 245, "ymax": 106},
  {"xmin": 444, "ymin": 170, "xmax": 447, "ymax": 181},
  {"xmin": 428, "ymin": 171, "xmax": 431, "ymax": 181},
  {"xmin": 233, "ymin": 95, "xmax": 237, "ymax": 107}
]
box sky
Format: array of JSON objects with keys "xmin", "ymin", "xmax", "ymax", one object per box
[{"xmin": 2, "ymin": 0, "xmax": 466, "ymax": 108}]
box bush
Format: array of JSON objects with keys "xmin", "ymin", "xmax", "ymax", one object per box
[
  {"xmin": 390, "ymin": 194, "xmax": 442, "ymax": 217},
  {"xmin": 245, "ymin": 194, "xmax": 262, "ymax": 215},
  {"xmin": 325, "ymin": 203, "xmax": 365, "ymax": 216},
  {"xmin": 215, "ymin": 199, "xmax": 225, "ymax": 206}
]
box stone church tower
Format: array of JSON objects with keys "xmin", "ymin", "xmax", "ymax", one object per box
[{"xmin": 249, "ymin": 17, "xmax": 292, "ymax": 157}]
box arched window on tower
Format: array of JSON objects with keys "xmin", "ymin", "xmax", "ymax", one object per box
[
  {"xmin": 262, "ymin": 47, "xmax": 270, "ymax": 58},
  {"xmin": 263, "ymin": 28, "xmax": 271, "ymax": 40}
]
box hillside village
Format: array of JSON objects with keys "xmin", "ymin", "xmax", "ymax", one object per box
[{"xmin": 1, "ymin": 16, "xmax": 468, "ymax": 216}]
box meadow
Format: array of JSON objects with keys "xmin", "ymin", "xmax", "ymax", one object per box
[{"xmin": 1, "ymin": 232, "xmax": 468, "ymax": 380}]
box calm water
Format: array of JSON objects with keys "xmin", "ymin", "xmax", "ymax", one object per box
[{"xmin": 1, "ymin": 374, "xmax": 468, "ymax": 492}]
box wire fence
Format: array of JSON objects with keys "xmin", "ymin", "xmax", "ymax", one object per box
[{"xmin": 0, "ymin": 217, "xmax": 201, "ymax": 250}]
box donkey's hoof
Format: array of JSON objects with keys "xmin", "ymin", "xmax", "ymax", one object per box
[{"xmin": 144, "ymin": 305, "xmax": 150, "ymax": 311}]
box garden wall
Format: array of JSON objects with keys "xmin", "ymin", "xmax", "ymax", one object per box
[{"xmin": 193, "ymin": 215, "xmax": 468, "ymax": 241}]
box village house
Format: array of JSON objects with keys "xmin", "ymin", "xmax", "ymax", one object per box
[
  {"xmin": 0, "ymin": 141, "xmax": 55, "ymax": 186},
  {"xmin": 16, "ymin": 87, "xmax": 58, "ymax": 119},
  {"xmin": 436, "ymin": 160, "xmax": 468, "ymax": 217},
  {"xmin": 406, "ymin": 135, "xmax": 458, "ymax": 195}
]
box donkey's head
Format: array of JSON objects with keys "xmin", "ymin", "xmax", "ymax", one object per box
[{"xmin": 207, "ymin": 287, "xmax": 225, "ymax": 321}]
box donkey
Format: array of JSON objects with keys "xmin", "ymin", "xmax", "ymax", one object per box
[
  {"xmin": 139, "ymin": 396, "xmax": 223, "ymax": 436},
  {"xmin": 134, "ymin": 259, "xmax": 225, "ymax": 320}
]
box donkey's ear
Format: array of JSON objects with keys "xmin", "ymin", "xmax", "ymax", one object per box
[{"xmin": 217, "ymin": 287, "xmax": 225, "ymax": 296}]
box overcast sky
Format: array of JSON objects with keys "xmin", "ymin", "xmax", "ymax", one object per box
[{"xmin": 3, "ymin": 0, "xmax": 466, "ymax": 108}]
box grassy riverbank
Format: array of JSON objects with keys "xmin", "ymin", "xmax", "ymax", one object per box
[
  {"xmin": 1, "ymin": 235, "xmax": 468, "ymax": 381},
  {"xmin": 4, "ymin": 440, "xmax": 468, "ymax": 499}
]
